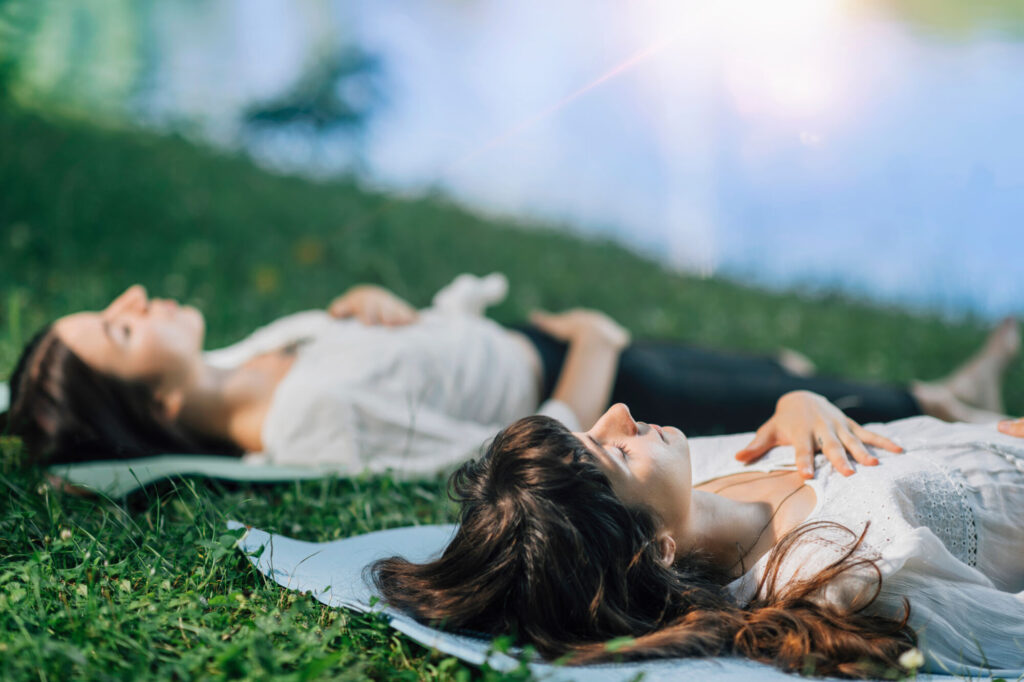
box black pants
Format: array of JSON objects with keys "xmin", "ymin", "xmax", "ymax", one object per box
[{"xmin": 515, "ymin": 327, "xmax": 921, "ymax": 436}]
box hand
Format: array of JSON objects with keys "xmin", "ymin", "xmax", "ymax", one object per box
[
  {"xmin": 529, "ymin": 309, "xmax": 631, "ymax": 350},
  {"xmin": 328, "ymin": 285, "xmax": 418, "ymax": 326},
  {"xmin": 998, "ymin": 418, "xmax": 1024, "ymax": 438},
  {"xmin": 735, "ymin": 391, "xmax": 903, "ymax": 479}
]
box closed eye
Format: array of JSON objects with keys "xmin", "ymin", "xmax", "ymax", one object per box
[
  {"xmin": 612, "ymin": 442, "xmax": 631, "ymax": 460},
  {"xmin": 584, "ymin": 434, "xmax": 626, "ymax": 465}
]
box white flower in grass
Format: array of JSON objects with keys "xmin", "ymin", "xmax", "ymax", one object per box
[
  {"xmin": 59, "ymin": 528, "xmax": 72, "ymax": 541},
  {"xmin": 898, "ymin": 647, "xmax": 925, "ymax": 670}
]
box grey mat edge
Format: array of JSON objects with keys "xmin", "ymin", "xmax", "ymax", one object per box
[{"xmin": 48, "ymin": 456, "xmax": 336, "ymax": 497}]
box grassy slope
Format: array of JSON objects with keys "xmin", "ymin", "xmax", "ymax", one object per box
[{"xmin": 0, "ymin": 104, "xmax": 1020, "ymax": 680}]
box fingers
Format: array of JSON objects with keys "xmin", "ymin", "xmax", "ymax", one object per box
[
  {"xmin": 793, "ymin": 435, "xmax": 816, "ymax": 479},
  {"xmin": 999, "ymin": 418, "xmax": 1024, "ymax": 438},
  {"xmin": 528, "ymin": 310, "xmax": 570, "ymax": 339},
  {"xmin": 528, "ymin": 309, "xmax": 553, "ymax": 328},
  {"xmin": 357, "ymin": 303, "xmax": 377, "ymax": 325},
  {"xmin": 735, "ymin": 426, "xmax": 775, "ymax": 463},
  {"xmin": 817, "ymin": 429, "xmax": 854, "ymax": 477},
  {"xmin": 330, "ymin": 292, "xmax": 418, "ymax": 325},
  {"xmin": 848, "ymin": 420, "xmax": 903, "ymax": 453},
  {"xmin": 836, "ymin": 428, "xmax": 879, "ymax": 467},
  {"xmin": 328, "ymin": 296, "xmax": 355, "ymax": 319},
  {"xmin": 382, "ymin": 303, "xmax": 417, "ymax": 326},
  {"xmin": 359, "ymin": 301, "xmax": 410, "ymax": 326}
]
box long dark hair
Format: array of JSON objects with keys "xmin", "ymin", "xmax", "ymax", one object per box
[
  {"xmin": 372, "ymin": 416, "xmax": 915, "ymax": 678},
  {"xmin": 4, "ymin": 325, "xmax": 240, "ymax": 465}
]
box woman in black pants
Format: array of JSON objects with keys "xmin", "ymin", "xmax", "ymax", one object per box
[{"xmin": 518, "ymin": 316, "xmax": 1018, "ymax": 437}]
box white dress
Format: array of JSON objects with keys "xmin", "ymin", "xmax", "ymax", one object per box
[
  {"xmin": 687, "ymin": 417, "xmax": 1024, "ymax": 676},
  {"xmin": 201, "ymin": 275, "xmax": 579, "ymax": 477}
]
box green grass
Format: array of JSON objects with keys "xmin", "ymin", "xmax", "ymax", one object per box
[{"xmin": 0, "ymin": 102, "xmax": 1021, "ymax": 680}]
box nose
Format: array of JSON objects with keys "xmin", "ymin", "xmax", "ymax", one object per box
[
  {"xmin": 591, "ymin": 403, "xmax": 638, "ymax": 439},
  {"xmin": 104, "ymin": 284, "xmax": 148, "ymax": 318}
]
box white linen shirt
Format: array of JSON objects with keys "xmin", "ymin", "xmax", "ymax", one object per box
[
  {"xmin": 204, "ymin": 307, "xmax": 576, "ymax": 478},
  {"xmin": 688, "ymin": 418, "xmax": 1024, "ymax": 676}
]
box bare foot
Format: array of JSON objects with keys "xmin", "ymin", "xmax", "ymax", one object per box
[
  {"xmin": 939, "ymin": 318, "xmax": 1020, "ymax": 414},
  {"xmin": 910, "ymin": 380, "xmax": 1009, "ymax": 424}
]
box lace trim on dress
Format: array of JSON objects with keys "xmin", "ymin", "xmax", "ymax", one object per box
[
  {"xmin": 930, "ymin": 462, "xmax": 978, "ymax": 568},
  {"xmin": 903, "ymin": 439, "xmax": 1024, "ymax": 569},
  {"xmin": 819, "ymin": 451, "xmax": 980, "ymax": 568},
  {"xmin": 900, "ymin": 440, "xmax": 1024, "ymax": 569}
]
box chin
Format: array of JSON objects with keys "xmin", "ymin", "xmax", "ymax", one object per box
[
  {"xmin": 678, "ymin": 437, "xmax": 691, "ymax": 462},
  {"xmin": 667, "ymin": 426, "xmax": 688, "ymax": 447},
  {"xmin": 670, "ymin": 428, "xmax": 692, "ymax": 464},
  {"xmin": 184, "ymin": 306, "xmax": 206, "ymax": 346}
]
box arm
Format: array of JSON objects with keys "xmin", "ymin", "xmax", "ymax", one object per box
[
  {"xmin": 734, "ymin": 390, "xmax": 902, "ymax": 478},
  {"xmin": 328, "ymin": 285, "xmax": 418, "ymax": 326},
  {"xmin": 529, "ymin": 309, "xmax": 630, "ymax": 429}
]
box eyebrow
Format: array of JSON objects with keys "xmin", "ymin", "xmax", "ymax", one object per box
[
  {"xmin": 585, "ymin": 434, "xmax": 608, "ymax": 457},
  {"xmin": 584, "ymin": 434, "xmax": 630, "ymax": 476}
]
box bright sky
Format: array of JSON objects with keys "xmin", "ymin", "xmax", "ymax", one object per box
[{"xmin": 34, "ymin": 0, "xmax": 1021, "ymax": 318}]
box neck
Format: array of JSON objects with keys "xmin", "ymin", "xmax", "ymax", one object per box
[
  {"xmin": 684, "ymin": 490, "xmax": 773, "ymax": 576},
  {"xmin": 175, "ymin": 361, "xmax": 271, "ymax": 449}
]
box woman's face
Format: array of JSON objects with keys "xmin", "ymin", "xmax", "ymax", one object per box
[
  {"xmin": 574, "ymin": 403, "xmax": 693, "ymax": 540},
  {"xmin": 53, "ymin": 285, "xmax": 205, "ymax": 390}
]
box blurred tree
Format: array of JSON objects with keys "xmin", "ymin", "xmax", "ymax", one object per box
[{"xmin": 243, "ymin": 48, "xmax": 380, "ymax": 133}]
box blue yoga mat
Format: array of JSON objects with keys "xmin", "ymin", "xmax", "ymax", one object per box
[{"xmin": 232, "ymin": 522, "xmax": 955, "ymax": 682}]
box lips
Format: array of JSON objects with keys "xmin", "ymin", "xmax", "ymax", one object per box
[
  {"xmin": 652, "ymin": 424, "xmax": 667, "ymax": 443},
  {"xmin": 152, "ymin": 299, "xmax": 180, "ymax": 315}
]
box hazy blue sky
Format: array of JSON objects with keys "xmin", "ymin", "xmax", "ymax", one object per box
[{"xmin": 13, "ymin": 0, "xmax": 1022, "ymax": 317}]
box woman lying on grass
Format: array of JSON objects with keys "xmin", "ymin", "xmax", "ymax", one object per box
[
  {"xmin": 4, "ymin": 274, "xmax": 1018, "ymax": 480},
  {"xmin": 372, "ymin": 307, "xmax": 1024, "ymax": 675},
  {"xmin": 372, "ymin": 314, "xmax": 1024, "ymax": 678}
]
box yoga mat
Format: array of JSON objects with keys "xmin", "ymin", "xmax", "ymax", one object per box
[
  {"xmin": 3, "ymin": 384, "xmax": 322, "ymax": 497},
  {"xmin": 48, "ymin": 456, "xmax": 329, "ymax": 497},
  {"xmin": 233, "ymin": 522, "xmax": 954, "ymax": 682},
  {"xmin": 1, "ymin": 273, "xmax": 512, "ymax": 495}
]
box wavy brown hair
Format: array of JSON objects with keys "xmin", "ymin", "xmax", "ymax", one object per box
[
  {"xmin": 4, "ymin": 326, "xmax": 239, "ymax": 466},
  {"xmin": 371, "ymin": 415, "xmax": 915, "ymax": 678}
]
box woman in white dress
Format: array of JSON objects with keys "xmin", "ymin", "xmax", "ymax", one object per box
[
  {"xmin": 3, "ymin": 274, "xmax": 1017, "ymax": 483},
  {"xmin": 372, "ymin": 315, "xmax": 1024, "ymax": 678}
]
